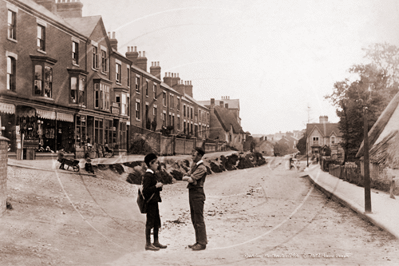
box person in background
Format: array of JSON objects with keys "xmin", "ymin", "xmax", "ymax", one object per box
[
  {"xmin": 142, "ymin": 153, "xmax": 167, "ymax": 251},
  {"xmin": 182, "ymin": 147, "xmax": 208, "ymax": 251}
]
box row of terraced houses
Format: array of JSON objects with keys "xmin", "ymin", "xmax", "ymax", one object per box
[{"xmin": 0, "ymin": 0, "xmax": 246, "ymax": 159}]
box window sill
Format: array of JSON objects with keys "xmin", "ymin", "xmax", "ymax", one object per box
[
  {"xmin": 91, "ymin": 68, "xmax": 98, "ymax": 72},
  {"xmin": 7, "ymin": 37, "xmax": 17, "ymax": 43},
  {"xmin": 135, "ymin": 118, "xmax": 140, "ymax": 121},
  {"xmin": 33, "ymin": 96, "xmax": 54, "ymax": 101},
  {"xmin": 37, "ymin": 49, "xmax": 46, "ymax": 54},
  {"xmin": 116, "ymin": 82, "xmax": 122, "ymax": 86},
  {"xmin": 72, "ymin": 63, "xmax": 79, "ymax": 67}
]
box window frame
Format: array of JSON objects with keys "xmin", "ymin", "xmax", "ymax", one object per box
[
  {"xmin": 101, "ymin": 49, "xmax": 108, "ymax": 72},
  {"xmin": 135, "ymin": 100, "xmax": 141, "ymax": 121},
  {"xmin": 72, "ymin": 41, "xmax": 79, "ymax": 65},
  {"xmin": 92, "ymin": 45, "xmax": 98, "ymax": 69},
  {"xmin": 116, "ymin": 63, "xmax": 122, "ymax": 83},
  {"xmin": 7, "ymin": 56, "xmax": 16, "ymax": 91},
  {"xmin": 7, "ymin": 9, "xmax": 17, "ymax": 41},
  {"xmin": 37, "ymin": 24, "xmax": 46, "ymax": 52}
]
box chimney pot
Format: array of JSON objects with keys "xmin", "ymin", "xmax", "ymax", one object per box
[
  {"xmin": 143, "ymin": 51, "xmax": 146, "ymax": 57},
  {"xmin": 112, "ymin": 32, "xmax": 115, "ymax": 39}
]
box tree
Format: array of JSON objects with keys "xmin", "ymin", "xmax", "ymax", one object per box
[
  {"xmin": 325, "ymin": 43, "xmax": 399, "ymax": 162},
  {"xmin": 296, "ymin": 135, "xmax": 306, "ymax": 155}
]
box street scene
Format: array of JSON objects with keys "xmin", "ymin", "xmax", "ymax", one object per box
[
  {"xmin": 2, "ymin": 0, "xmax": 399, "ymax": 265},
  {"xmin": 1, "ymin": 156, "xmax": 399, "ymax": 265}
]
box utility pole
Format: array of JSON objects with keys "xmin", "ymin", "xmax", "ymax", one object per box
[
  {"xmin": 306, "ymin": 104, "xmax": 311, "ymax": 167},
  {"xmin": 363, "ymin": 106, "xmax": 372, "ymax": 213}
]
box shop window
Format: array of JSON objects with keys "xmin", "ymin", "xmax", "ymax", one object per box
[
  {"xmin": 7, "ymin": 56, "xmax": 16, "ymax": 91},
  {"xmin": 94, "ymin": 119, "xmax": 103, "ymax": 144},
  {"xmin": 8, "ymin": 10, "xmax": 16, "ymax": 40},
  {"xmin": 76, "ymin": 115, "xmax": 87, "ymax": 148},
  {"xmin": 120, "ymin": 122, "xmax": 126, "ymax": 149},
  {"xmin": 37, "ymin": 24, "xmax": 45, "ymax": 51}
]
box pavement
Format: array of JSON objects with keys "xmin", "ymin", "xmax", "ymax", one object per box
[{"xmin": 304, "ymin": 163, "xmax": 399, "ymax": 239}]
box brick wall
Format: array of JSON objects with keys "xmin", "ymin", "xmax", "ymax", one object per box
[{"xmin": 0, "ymin": 137, "xmax": 9, "ymax": 217}]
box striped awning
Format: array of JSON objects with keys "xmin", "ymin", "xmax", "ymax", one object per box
[
  {"xmin": 37, "ymin": 109, "xmax": 56, "ymax": 120},
  {"xmin": 0, "ymin": 103, "xmax": 15, "ymax": 114},
  {"xmin": 57, "ymin": 112, "xmax": 74, "ymax": 122}
]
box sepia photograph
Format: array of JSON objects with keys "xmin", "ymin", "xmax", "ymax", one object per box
[{"xmin": 1, "ymin": 0, "xmax": 399, "ymax": 265}]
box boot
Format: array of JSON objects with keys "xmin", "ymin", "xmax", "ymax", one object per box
[
  {"xmin": 153, "ymin": 228, "xmax": 167, "ymax": 249},
  {"xmin": 145, "ymin": 227, "xmax": 159, "ymax": 251}
]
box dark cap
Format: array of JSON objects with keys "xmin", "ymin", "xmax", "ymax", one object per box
[
  {"xmin": 195, "ymin": 147, "xmax": 205, "ymax": 156},
  {"xmin": 144, "ymin": 153, "xmax": 158, "ymax": 167}
]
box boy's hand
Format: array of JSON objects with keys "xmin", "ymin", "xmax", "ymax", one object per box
[
  {"xmin": 155, "ymin": 182, "xmax": 163, "ymax": 188},
  {"xmin": 182, "ymin": 176, "xmax": 193, "ymax": 183}
]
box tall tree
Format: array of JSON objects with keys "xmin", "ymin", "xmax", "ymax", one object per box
[{"xmin": 325, "ymin": 43, "xmax": 399, "ymax": 162}]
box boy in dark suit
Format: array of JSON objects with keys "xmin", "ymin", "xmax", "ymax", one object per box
[{"xmin": 142, "ymin": 153, "xmax": 167, "ymax": 251}]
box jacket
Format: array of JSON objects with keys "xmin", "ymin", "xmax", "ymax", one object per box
[
  {"xmin": 187, "ymin": 161, "xmax": 207, "ymax": 189},
  {"xmin": 142, "ymin": 170, "xmax": 162, "ymax": 203}
]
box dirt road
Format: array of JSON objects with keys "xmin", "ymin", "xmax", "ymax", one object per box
[{"xmin": 1, "ymin": 157, "xmax": 399, "ymax": 265}]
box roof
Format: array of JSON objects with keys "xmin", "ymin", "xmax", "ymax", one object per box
[
  {"xmin": 306, "ymin": 122, "xmax": 341, "ymax": 138},
  {"xmin": 255, "ymin": 140, "xmax": 273, "ymax": 148},
  {"xmin": 357, "ymin": 92, "xmax": 399, "ymax": 158},
  {"xmin": 17, "ymin": 0, "xmax": 86, "ymax": 38},
  {"xmin": 183, "ymin": 94, "xmax": 208, "ymax": 109},
  {"xmin": 64, "ymin": 16, "xmax": 102, "ymax": 37},
  {"xmin": 214, "ymin": 106, "xmax": 244, "ymax": 134},
  {"xmin": 369, "ymin": 130, "xmax": 398, "ymax": 165},
  {"xmin": 197, "ymin": 99, "xmax": 240, "ymax": 109}
]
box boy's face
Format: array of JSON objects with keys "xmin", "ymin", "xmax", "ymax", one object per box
[
  {"xmin": 192, "ymin": 150, "xmax": 202, "ymax": 163},
  {"xmin": 149, "ymin": 159, "xmax": 159, "ymax": 172}
]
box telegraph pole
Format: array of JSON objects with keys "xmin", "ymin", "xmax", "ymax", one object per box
[{"xmin": 363, "ymin": 106, "xmax": 372, "ymax": 213}]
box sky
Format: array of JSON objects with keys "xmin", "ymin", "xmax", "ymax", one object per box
[{"xmin": 80, "ymin": 0, "xmax": 399, "ymax": 135}]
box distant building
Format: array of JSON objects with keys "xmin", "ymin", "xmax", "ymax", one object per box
[{"xmin": 306, "ymin": 116, "xmax": 344, "ymax": 158}]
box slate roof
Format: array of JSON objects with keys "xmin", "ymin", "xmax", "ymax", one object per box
[
  {"xmin": 19, "ymin": 0, "xmax": 85, "ymax": 38},
  {"xmin": 357, "ymin": 92, "xmax": 399, "ymax": 158},
  {"xmin": 306, "ymin": 123, "xmax": 341, "ymax": 138},
  {"xmin": 64, "ymin": 16, "xmax": 102, "ymax": 37},
  {"xmin": 214, "ymin": 106, "xmax": 244, "ymax": 134},
  {"xmin": 197, "ymin": 99, "xmax": 240, "ymax": 109}
]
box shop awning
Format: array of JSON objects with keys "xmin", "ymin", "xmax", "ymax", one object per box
[
  {"xmin": 57, "ymin": 112, "xmax": 74, "ymax": 122},
  {"xmin": 0, "ymin": 103, "xmax": 15, "ymax": 114},
  {"xmin": 37, "ymin": 109, "xmax": 56, "ymax": 120}
]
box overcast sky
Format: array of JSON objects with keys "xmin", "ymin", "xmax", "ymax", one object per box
[{"xmin": 80, "ymin": 0, "xmax": 399, "ymax": 135}]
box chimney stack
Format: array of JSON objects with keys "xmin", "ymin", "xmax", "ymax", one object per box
[
  {"xmin": 150, "ymin": 61, "xmax": 161, "ymax": 79},
  {"xmin": 319, "ymin": 115, "xmax": 329, "ymax": 123},
  {"xmin": 35, "ymin": 0, "xmax": 57, "ymax": 13},
  {"xmin": 136, "ymin": 51, "xmax": 147, "ymax": 71},
  {"xmin": 184, "ymin": 81, "xmax": 193, "ymax": 98},
  {"xmin": 56, "ymin": 0, "xmax": 83, "ymax": 18},
  {"xmin": 210, "ymin": 98, "xmax": 215, "ymax": 106},
  {"xmin": 163, "ymin": 72, "xmax": 173, "ymax": 87},
  {"xmin": 176, "ymin": 79, "xmax": 185, "ymax": 95},
  {"xmin": 109, "ymin": 31, "xmax": 118, "ymax": 51},
  {"xmin": 126, "ymin": 46, "xmax": 139, "ymax": 65}
]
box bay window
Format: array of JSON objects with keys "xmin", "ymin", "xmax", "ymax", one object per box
[{"xmin": 31, "ymin": 55, "xmax": 57, "ymax": 98}]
